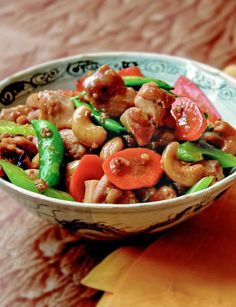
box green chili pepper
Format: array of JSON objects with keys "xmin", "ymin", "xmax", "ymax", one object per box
[
  {"xmin": 31, "ymin": 120, "xmax": 64, "ymax": 187},
  {"xmin": 0, "ymin": 120, "xmax": 36, "ymax": 136},
  {"xmin": 72, "ymin": 97, "xmax": 127, "ymax": 134},
  {"xmin": 178, "ymin": 142, "xmax": 236, "ymax": 168},
  {"xmin": 185, "ymin": 176, "xmax": 214, "ymax": 195},
  {"xmin": 0, "ymin": 160, "xmax": 74, "ymax": 201},
  {"xmin": 122, "ymin": 76, "xmax": 174, "ymax": 91}
]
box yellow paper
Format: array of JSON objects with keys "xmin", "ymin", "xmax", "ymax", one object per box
[
  {"xmin": 107, "ymin": 184, "xmax": 236, "ymax": 307},
  {"xmin": 81, "ymin": 246, "xmax": 143, "ymax": 292}
]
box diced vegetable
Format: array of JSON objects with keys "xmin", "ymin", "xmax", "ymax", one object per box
[
  {"xmin": 102, "ymin": 148, "xmax": 163, "ymax": 190},
  {"xmin": 117, "ymin": 66, "xmax": 144, "ymax": 77},
  {"xmin": 76, "ymin": 75, "xmax": 88, "ymax": 92},
  {"xmin": 32, "ymin": 120, "xmax": 65, "ymax": 187},
  {"xmin": 0, "ymin": 160, "xmax": 74, "ymax": 201},
  {"xmin": 185, "ymin": 176, "xmax": 214, "ymax": 195},
  {"xmin": 69, "ymin": 155, "xmax": 104, "ymax": 202},
  {"xmin": 122, "ymin": 76, "xmax": 174, "ymax": 91},
  {"xmin": 173, "ymin": 76, "xmax": 221, "ymax": 123},
  {"xmin": 72, "ymin": 97, "xmax": 127, "ymax": 134},
  {"xmin": 171, "ymin": 97, "xmax": 207, "ymax": 141},
  {"xmin": 178, "ymin": 142, "xmax": 236, "ymax": 168},
  {"xmin": 0, "ymin": 120, "xmax": 36, "ymax": 136}
]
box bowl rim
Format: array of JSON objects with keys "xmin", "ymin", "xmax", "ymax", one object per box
[
  {"xmin": 1, "ymin": 51, "xmax": 236, "ymax": 210},
  {"xmin": 0, "ymin": 171, "xmax": 236, "ymax": 211}
]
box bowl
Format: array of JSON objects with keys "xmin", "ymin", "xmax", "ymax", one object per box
[{"xmin": 0, "ymin": 52, "xmax": 236, "ymax": 240}]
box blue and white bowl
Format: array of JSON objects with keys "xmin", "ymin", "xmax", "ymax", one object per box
[{"xmin": 0, "ymin": 52, "xmax": 236, "ymax": 240}]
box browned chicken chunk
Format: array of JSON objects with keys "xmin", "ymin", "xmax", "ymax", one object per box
[
  {"xmin": 203, "ymin": 120, "xmax": 236, "ymax": 155},
  {"xmin": 137, "ymin": 186, "xmax": 177, "ymax": 202},
  {"xmin": 0, "ymin": 105, "xmax": 32, "ymax": 124},
  {"xmin": 83, "ymin": 175, "xmax": 137, "ymax": 204},
  {"xmin": 60, "ymin": 129, "xmax": 87, "ymax": 160},
  {"xmin": 134, "ymin": 82, "xmax": 175, "ymax": 127},
  {"xmin": 83, "ymin": 65, "xmax": 136, "ymax": 117},
  {"xmin": 0, "ymin": 134, "xmax": 38, "ymax": 168},
  {"xmin": 120, "ymin": 107, "xmax": 155, "ymax": 146},
  {"xmin": 26, "ymin": 90, "xmax": 75, "ymax": 130}
]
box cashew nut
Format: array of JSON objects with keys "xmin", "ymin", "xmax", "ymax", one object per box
[
  {"xmin": 100, "ymin": 137, "xmax": 124, "ymax": 161},
  {"xmin": 161, "ymin": 142, "xmax": 205, "ymax": 187},
  {"xmin": 72, "ymin": 106, "xmax": 107, "ymax": 149}
]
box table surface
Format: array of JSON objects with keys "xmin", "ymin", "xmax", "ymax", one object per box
[{"xmin": 1, "ymin": 1, "xmax": 236, "ymax": 306}]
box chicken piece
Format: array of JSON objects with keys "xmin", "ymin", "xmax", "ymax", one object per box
[
  {"xmin": 137, "ymin": 186, "xmax": 177, "ymax": 202},
  {"xmin": 0, "ymin": 135, "xmax": 38, "ymax": 168},
  {"xmin": 83, "ymin": 65, "xmax": 136, "ymax": 117},
  {"xmin": 200, "ymin": 160, "xmax": 225, "ymax": 182},
  {"xmin": 84, "ymin": 175, "xmax": 137, "ymax": 204},
  {"xmin": 213, "ymin": 120, "xmax": 236, "ymax": 155},
  {"xmin": 149, "ymin": 127, "xmax": 176, "ymax": 151},
  {"xmin": 203, "ymin": 120, "xmax": 236, "ymax": 155},
  {"xmin": 60, "ymin": 129, "xmax": 87, "ymax": 160},
  {"xmin": 0, "ymin": 105, "xmax": 32, "ymax": 123},
  {"xmin": 134, "ymin": 82, "xmax": 175, "ymax": 127},
  {"xmin": 26, "ymin": 90, "xmax": 75, "ymax": 130},
  {"xmin": 120, "ymin": 107, "xmax": 155, "ymax": 146},
  {"xmin": 1, "ymin": 136, "xmax": 38, "ymax": 156}
]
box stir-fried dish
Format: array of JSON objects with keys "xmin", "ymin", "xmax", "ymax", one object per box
[{"xmin": 1, "ymin": 65, "xmax": 236, "ymax": 204}]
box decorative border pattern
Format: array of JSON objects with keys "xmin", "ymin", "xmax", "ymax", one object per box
[{"xmin": 1, "ymin": 56, "xmax": 236, "ymax": 109}]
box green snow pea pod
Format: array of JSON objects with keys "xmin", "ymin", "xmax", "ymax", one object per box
[
  {"xmin": 0, "ymin": 160, "xmax": 74, "ymax": 201},
  {"xmin": 31, "ymin": 119, "xmax": 64, "ymax": 187},
  {"xmin": 178, "ymin": 142, "xmax": 236, "ymax": 168},
  {"xmin": 185, "ymin": 176, "xmax": 214, "ymax": 195},
  {"xmin": 0, "ymin": 120, "xmax": 36, "ymax": 136},
  {"xmin": 122, "ymin": 76, "xmax": 174, "ymax": 91}
]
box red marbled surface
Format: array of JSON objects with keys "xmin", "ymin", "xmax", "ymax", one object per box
[{"xmin": 0, "ymin": 0, "xmax": 236, "ymax": 306}]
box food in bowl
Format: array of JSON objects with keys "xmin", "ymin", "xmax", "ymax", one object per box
[{"xmin": 0, "ymin": 64, "xmax": 236, "ymax": 206}]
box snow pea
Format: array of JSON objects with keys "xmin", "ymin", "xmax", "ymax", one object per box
[
  {"xmin": 0, "ymin": 120, "xmax": 36, "ymax": 136},
  {"xmin": 185, "ymin": 176, "xmax": 214, "ymax": 195},
  {"xmin": 0, "ymin": 160, "xmax": 74, "ymax": 201},
  {"xmin": 178, "ymin": 142, "xmax": 236, "ymax": 168},
  {"xmin": 122, "ymin": 76, "xmax": 174, "ymax": 91},
  {"xmin": 31, "ymin": 120, "xmax": 64, "ymax": 187}
]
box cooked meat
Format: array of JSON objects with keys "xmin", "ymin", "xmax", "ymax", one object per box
[
  {"xmin": 213, "ymin": 120, "xmax": 236, "ymax": 155},
  {"xmin": 120, "ymin": 107, "xmax": 155, "ymax": 146},
  {"xmin": 202, "ymin": 131, "xmax": 223, "ymax": 148},
  {"xmin": 203, "ymin": 120, "xmax": 236, "ymax": 155},
  {"xmin": 136, "ymin": 186, "xmax": 177, "ymax": 202},
  {"xmin": 200, "ymin": 160, "xmax": 225, "ymax": 182},
  {"xmin": 26, "ymin": 90, "xmax": 75, "ymax": 130},
  {"xmin": 60, "ymin": 129, "xmax": 87, "ymax": 160},
  {"xmin": 1, "ymin": 136, "xmax": 37, "ymax": 156},
  {"xmin": 84, "ymin": 175, "xmax": 137, "ymax": 204},
  {"xmin": 0, "ymin": 135, "xmax": 38, "ymax": 168},
  {"xmin": 83, "ymin": 65, "xmax": 136, "ymax": 117},
  {"xmin": 134, "ymin": 82, "xmax": 175, "ymax": 127},
  {"xmin": 0, "ymin": 105, "xmax": 32, "ymax": 123},
  {"xmin": 149, "ymin": 127, "xmax": 176, "ymax": 151}
]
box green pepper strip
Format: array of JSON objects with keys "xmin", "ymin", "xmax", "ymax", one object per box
[
  {"xmin": 32, "ymin": 119, "xmax": 64, "ymax": 187},
  {"xmin": 122, "ymin": 76, "xmax": 174, "ymax": 91},
  {"xmin": 72, "ymin": 97, "xmax": 127, "ymax": 134},
  {"xmin": 185, "ymin": 176, "xmax": 214, "ymax": 195},
  {"xmin": 0, "ymin": 160, "xmax": 74, "ymax": 201},
  {"xmin": 177, "ymin": 142, "xmax": 236, "ymax": 168},
  {"xmin": 0, "ymin": 120, "xmax": 36, "ymax": 136}
]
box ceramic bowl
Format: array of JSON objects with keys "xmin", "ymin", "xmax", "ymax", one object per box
[{"xmin": 0, "ymin": 52, "xmax": 236, "ymax": 240}]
